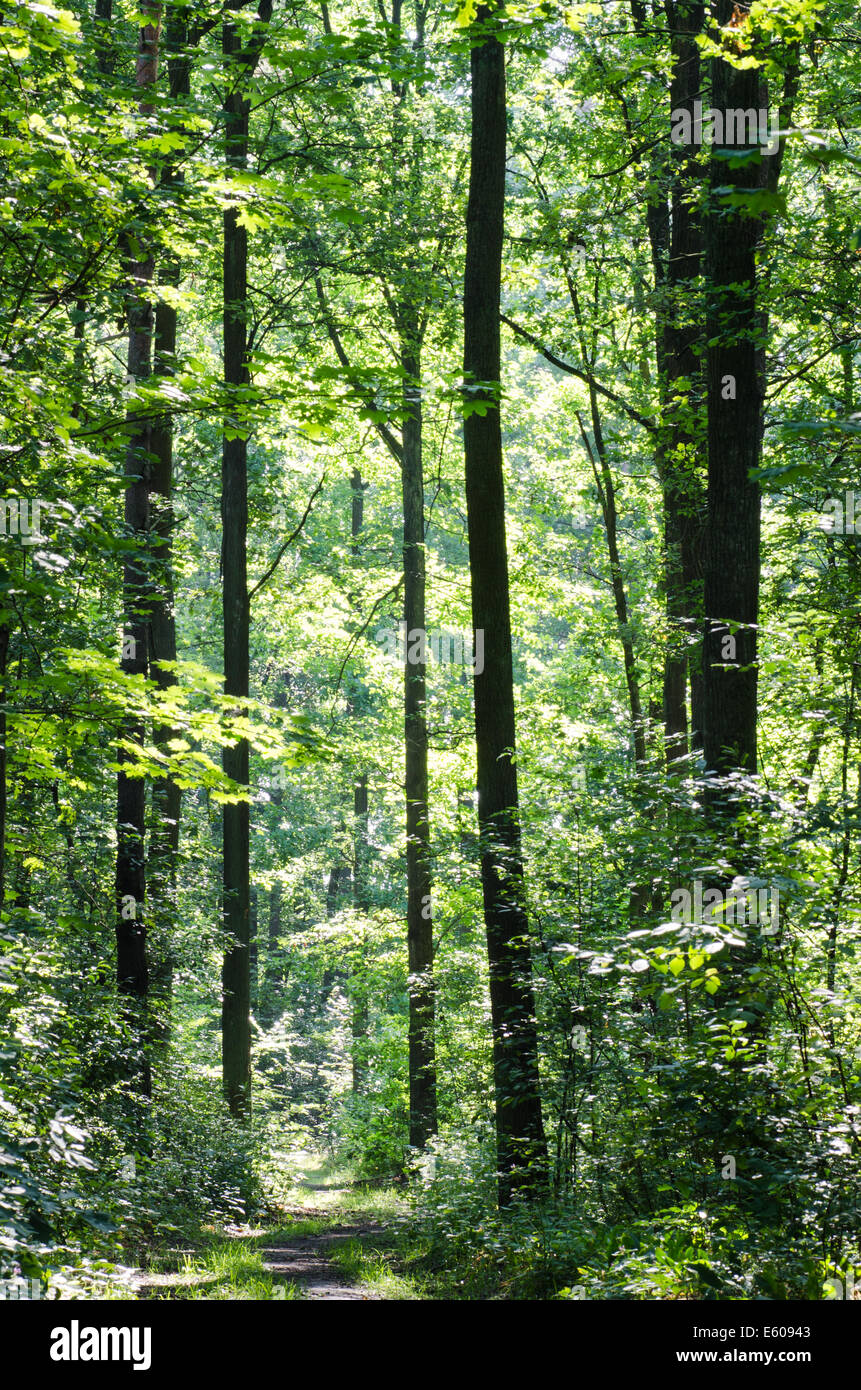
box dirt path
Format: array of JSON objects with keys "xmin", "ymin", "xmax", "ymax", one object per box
[
  {"xmin": 135, "ymin": 1157, "xmax": 400, "ymax": 1300},
  {"xmin": 261, "ymin": 1209, "xmax": 384, "ymax": 1301}
]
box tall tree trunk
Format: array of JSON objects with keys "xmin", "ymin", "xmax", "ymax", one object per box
[
  {"xmin": 346, "ymin": 468, "xmax": 370, "ymax": 1094},
  {"xmin": 267, "ymin": 879, "xmax": 283, "ymax": 1002},
  {"xmin": 662, "ymin": 2, "xmax": 707, "ymax": 762},
  {"xmin": 148, "ymin": 0, "xmax": 188, "ymax": 1048},
  {"xmin": 115, "ymin": 1, "xmax": 162, "ymax": 1019},
  {"xmin": 249, "ymin": 886, "xmax": 258, "ymax": 1011},
  {"xmin": 575, "ymin": 400, "xmax": 647, "ymax": 767},
  {"xmin": 463, "ymin": 9, "xmax": 546, "ymax": 1204},
  {"xmin": 220, "ymin": 16, "xmax": 253, "ymax": 1120},
  {"xmin": 702, "ymin": 5, "xmax": 768, "ymax": 781},
  {"xmin": 351, "ymin": 770, "xmax": 369, "ymax": 1095},
  {"xmin": 401, "ymin": 342, "xmax": 437, "ymax": 1149},
  {"xmin": 637, "ymin": 0, "xmax": 707, "ymax": 763},
  {"xmin": 93, "ymin": 0, "xmax": 115, "ymax": 75}
]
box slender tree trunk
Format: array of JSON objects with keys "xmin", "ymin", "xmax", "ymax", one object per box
[
  {"xmin": 463, "ymin": 10, "xmax": 546, "ymax": 1203},
  {"xmin": 401, "ymin": 340, "xmax": 437, "ymax": 1150},
  {"xmin": 345, "ymin": 468, "xmax": 371, "ymax": 1094},
  {"xmin": 637, "ymin": 0, "xmax": 707, "ymax": 763},
  {"xmin": 115, "ymin": 2, "xmax": 162, "ymax": 1017},
  {"xmin": 148, "ymin": 1, "xmax": 189, "ymax": 1046},
  {"xmin": 220, "ymin": 17, "xmax": 253, "ymax": 1120},
  {"xmin": 662, "ymin": 1, "xmax": 707, "ymax": 763},
  {"xmin": 268, "ymin": 880, "xmax": 283, "ymax": 972},
  {"xmin": 575, "ymin": 402, "xmax": 647, "ymax": 767},
  {"xmin": 558, "ymin": 254, "xmax": 647, "ymax": 766},
  {"xmin": 249, "ymin": 886, "xmax": 258, "ymax": 1011},
  {"xmin": 351, "ymin": 771, "xmax": 369, "ymax": 1095},
  {"xmin": 94, "ymin": 0, "xmax": 115, "ymax": 75}
]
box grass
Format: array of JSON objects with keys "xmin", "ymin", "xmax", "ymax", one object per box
[
  {"xmin": 136, "ymin": 1148, "xmax": 437, "ymax": 1300},
  {"xmin": 327, "ymin": 1237, "xmax": 429, "ymax": 1300},
  {"xmin": 150, "ymin": 1238, "xmax": 300, "ymax": 1300}
]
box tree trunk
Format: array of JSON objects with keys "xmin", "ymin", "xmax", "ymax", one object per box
[
  {"xmin": 463, "ymin": 10, "xmax": 546, "ymax": 1203},
  {"xmin": 148, "ymin": 0, "xmax": 188, "ymax": 1046},
  {"xmin": 576, "ymin": 401, "xmax": 647, "ymax": 767},
  {"xmin": 351, "ymin": 771, "xmax": 369, "ymax": 1095},
  {"xmin": 115, "ymin": 1, "xmax": 162, "ymax": 1014},
  {"xmin": 663, "ymin": 2, "xmax": 706, "ymax": 764},
  {"xmin": 94, "ymin": 0, "xmax": 115, "ymax": 75},
  {"xmin": 249, "ymin": 886, "xmax": 258, "ymax": 1012},
  {"xmin": 401, "ymin": 340, "xmax": 437, "ymax": 1150},
  {"xmin": 220, "ymin": 16, "xmax": 253, "ymax": 1120},
  {"xmin": 702, "ymin": 4, "xmax": 768, "ymax": 780},
  {"xmin": 638, "ymin": 0, "xmax": 707, "ymax": 764}
]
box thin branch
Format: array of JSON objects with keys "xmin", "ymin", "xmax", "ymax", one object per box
[
  {"xmin": 501, "ymin": 314, "xmax": 657, "ymax": 434},
  {"xmin": 313, "ymin": 274, "xmax": 403, "ymax": 462},
  {"xmin": 249, "ymin": 471, "xmax": 326, "ymax": 601},
  {"xmin": 327, "ymin": 576, "xmax": 404, "ymax": 723}
]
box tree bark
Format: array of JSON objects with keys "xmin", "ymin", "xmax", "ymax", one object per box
[
  {"xmin": 401, "ymin": 340, "xmax": 437, "ymax": 1150},
  {"xmin": 662, "ymin": 1, "xmax": 707, "ymax": 762},
  {"xmin": 148, "ymin": 0, "xmax": 188, "ymax": 1046},
  {"xmin": 220, "ymin": 11, "xmax": 257, "ymax": 1119},
  {"xmin": 463, "ymin": 10, "xmax": 546, "ymax": 1203},
  {"xmin": 93, "ymin": 0, "xmax": 115, "ymax": 75},
  {"xmin": 702, "ymin": 4, "xmax": 768, "ymax": 780},
  {"xmin": 637, "ymin": 0, "xmax": 707, "ymax": 763},
  {"xmin": 115, "ymin": 1, "xmax": 162, "ymax": 1013},
  {"xmin": 351, "ymin": 770, "xmax": 369, "ymax": 1095}
]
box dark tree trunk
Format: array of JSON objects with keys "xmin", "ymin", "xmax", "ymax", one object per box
[
  {"xmin": 115, "ymin": 1, "xmax": 162, "ymax": 1012},
  {"xmin": 148, "ymin": 1, "xmax": 189, "ymax": 1045},
  {"xmin": 94, "ymin": 0, "xmax": 115, "ymax": 75},
  {"xmin": 351, "ymin": 771, "xmax": 369, "ymax": 1095},
  {"xmin": 326, "ymin": 862, "xmax": 349, "ymax": 918},
  {"xmin": 702, "ymin": 4, "xmax": 768, "ymax": 780},
  {"xmin": 639, "ymin": 0, "xmax": 707, "ymax": 764},
  {"xmin": 220, "ymin": 17, "xmax": 253, "ymax": 1120},
  {"xmin": 663, "ymin": 3, "xmax": 707, "ymax": 764},
  {"xmin": 345, "ymin": 469, "xmax": 371, "ymax": 1094},
  {"xmin": 463, "ymin": 12, "xmax": 546, "ymax": 1204},
  {"xmin": 249, "ymin": 886, "xmax": 258, "ymax": 1011},
  {"xmin": 269, "ymin": 881, "xmax": 283, "ymax": 966},
  {"xmin": 401, "ymin": 340, "xmax": 437, "ymax": 1151}
]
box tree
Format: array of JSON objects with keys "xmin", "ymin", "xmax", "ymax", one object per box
[
  {"xmin": 221, "ymin": 0, "xmax": 273, "ymax": 1120},
  {"xmin": 462, "ymin": 3, "xmax": 545, "ymax": 1202},
  {"xmin": 701, "ymin": 1, "xmax": 770, "ymax": 782},
  {"xmin": 115, "ymin": 0, "xmax": 163, "ymax": 1030}
]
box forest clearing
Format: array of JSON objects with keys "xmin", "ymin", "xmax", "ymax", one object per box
[{"xmin": 1, "ymin": 0, "xmax": 860, "ymax": 1356}]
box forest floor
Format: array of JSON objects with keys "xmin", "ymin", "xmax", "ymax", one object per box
[{"xmin": 135, "ymin": 1153, "xmax": 430, "ymax": 1301}]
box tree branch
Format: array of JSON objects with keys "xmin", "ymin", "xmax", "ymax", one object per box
[
  {"xmin": 249, "ymin": 471, "xmax": 326, "ymax": 601},
  {"xmin": 313, "ymin": 274, "xmax": 403, "ymax": 462},
  {"xmin": 501, "ymin": 314, "xmax": 657, "ymax": 434}
]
